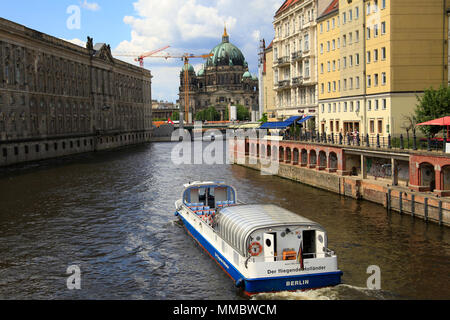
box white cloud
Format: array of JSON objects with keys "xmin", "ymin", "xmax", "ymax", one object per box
[
  {"xmin": 63, "ymin": 38, "xmax": 86, "ymax": 47},
  {"xmin": 81, "ymin": 1, "xmax": 101, "ymax": 11},
  {"xmin": 116, "ymin": 0, "xmax": 284, "ymax": 103}
]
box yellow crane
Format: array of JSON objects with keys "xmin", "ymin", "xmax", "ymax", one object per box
[
  {"xmin": 149, "ymin": 53, "xmax": 213, "ymax": 123},
  {"xmin": 113, "ymin": 46, "xmax": 170, "ymax": 67}
]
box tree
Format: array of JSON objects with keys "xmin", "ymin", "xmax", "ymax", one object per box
[
  {"xmin": 195, "ymin": 106, "xmax": 221, "ymax": 121},
  {"xmin": 171, "ymin": 111, "xmax": 180, "ymax": 121},
  {"xmin": 259, "ymin": 113, "xmax": 268, "ymax": 123},
  {"xmin": 415, "ymin": 85, "xmax": 450, "ymax": 137},
  {"xmin": 236, "ymin": 104, "xmax": 250, "ymax": 121}
]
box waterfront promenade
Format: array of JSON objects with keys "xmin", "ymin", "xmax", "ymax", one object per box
[{"xmin": 231, "ymin": 137, "xmax": 450, "ymax": 227}]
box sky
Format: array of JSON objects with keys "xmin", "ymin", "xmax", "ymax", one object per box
[{"xmin": 1, "ymin": 0, "xmax": 284, "ymax": 103}]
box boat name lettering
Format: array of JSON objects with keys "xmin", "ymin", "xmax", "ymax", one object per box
[
  {"xmin": 286, "ymin": 279, "xmax": 309, "ymax": 287},
  {"xmin": 267, "ymin": 266, "xmax": 326, "ymax": 275}
]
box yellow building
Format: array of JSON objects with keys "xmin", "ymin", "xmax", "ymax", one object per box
[
  {"xmin": 318, "ymin": 0, "xmax": 449, "ymax": 137},
  {"xmin": 262, "ymin": 41, "xmax": 277, "ymax": 121}
]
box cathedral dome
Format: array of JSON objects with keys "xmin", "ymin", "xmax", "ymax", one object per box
[
  {"xmin": 242, "ymin": 71, "xmax": 251, "ymax": 79},
  {"xmin": 206, "ymin": 27, "xmax": 247, "ymax": 67},
  {"xmin": 182, "ymin": 63, "xmax": 195, "ymax": 73}
]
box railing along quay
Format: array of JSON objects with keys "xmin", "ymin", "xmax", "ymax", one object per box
[{"xmin": 283, "ymin": 130, "xmax": 449, "ymax": 154}]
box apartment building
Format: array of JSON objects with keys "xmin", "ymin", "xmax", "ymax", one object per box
[
  {"xmin": 273, "ymin": 0, "xmax": 329, "ymax": 124},
  {"xmin": 318, "ymin": 0, "xmax": 449, "ymax": 137}
]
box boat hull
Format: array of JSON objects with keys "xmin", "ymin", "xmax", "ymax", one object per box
[{"xmin": 178, "ymin": 212, "xmax": 343, "ymax": 295}]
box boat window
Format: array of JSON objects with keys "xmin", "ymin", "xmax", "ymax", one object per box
[{"xmin": 198, "ymin": 187, "xmax": 207, "ymax": 204}]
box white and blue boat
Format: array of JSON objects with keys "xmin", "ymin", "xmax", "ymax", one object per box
[{"xmin": 174, "ymin": 181, "xmax": 343, "ymax": 295}]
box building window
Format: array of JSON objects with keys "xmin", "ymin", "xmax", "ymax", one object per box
[
  {"xmin": 343, "ymin": 12, "xmax": 346, "ymax": 24},
  {"xmin": 378, "ymin": 119, "xmax": 383, "ymax": 134},
  {"xmin": 320, "ymin": 43, "xmax": 323, "ymax": 54},
  {"xmin": 381, "ymin": 0, "xmax": 386, "ymax": 10},
  {"xmin": 381, "ymin": 22, "xmax": 386, "ymax": 34},
  {"xmin": 355, "ymin": 6, "xmax": 359, "ymax": 19},
  {"xmin": 320, "ymin": 63, "xmax": 324, "ymax": 73},
  {"xmin": 381, "ymin": 47, "xmax": 386, "ymax": 60},
  {"xmin": 356, "ymin": 76, "xmax": 360, "ymax": 89},
  {"xmin": 382, "ymin": 99, "xmax": 387, "ymax": 110},
  {"xmin": 374, "ymin": 73, "xmax": 379, "ymax": 86},
  {"xmin": 368, "ymin": 100, "xmax": 372, "ymax": 111},
  {"xmin": 367, "ymin": 51, "xmax": 371, "ymax": 63},
  {"xmin": 367, "ymin": 75, "xmax": 372, "ymax": 87},
  {"xmin": 382, "ymin": 72, "xmax": 387, "ymax": 85},
  {"xmin": 367, "ymin": 27, "xmax": 371, "ymax": 39},
  {"xmin": 355, "ymin": 30, "xmax": 360, "ymax": 42},
  {"xmin": 370, "ymin": 120, "xmax": 375, "ymax": 133},
  {"xmin": 374, "ymin": 49, "xmax": 378, "ymax": 62},
  {"xmin": 344, "ymin": 102, "xmax": 348, "ymax": 112},
  {"xmin": 355, "ymin": 53, "xmax": 360, "ymax": 65},
  {"xmin": 320, "ymin": 23, "xmax": 323, "ymax": 33},
  {"xmin": 374, "ymin": 24, "xmax": 379, "ymax": 37}
]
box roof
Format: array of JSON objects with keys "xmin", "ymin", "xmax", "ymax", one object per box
[
  {"xmin": 215, "ymin": 204, "xmax": 323, "ymax": 256},
  {"xmin": 318, "ymin": 0, "xmax": 339, "ymax": 21},
  {"xmin": 275, "ymin": 0, "xmax": 301, "ymax": 17}
]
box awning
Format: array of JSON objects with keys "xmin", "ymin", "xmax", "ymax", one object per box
[
  {"xmin": 297, "ymin": 115, "xmax": 314, "ymax": 124},
  {"xmin": 284, "ymin": 116, "xmax": 302, "ymax": 126},
  {"xmin": 417, "ymin": 116, "xmax": 450, "ymax": 126},
  {"xmin": 260, "ymin": 121, "xmax": 289, "ymax": 129}
]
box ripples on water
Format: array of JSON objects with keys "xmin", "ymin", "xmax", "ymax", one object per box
[{"xmin": 0, "ymin": 142, "xmax": 449, "ymax": 300}]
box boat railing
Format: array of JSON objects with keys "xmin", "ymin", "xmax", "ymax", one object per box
[{"xmin": 251, "ymin": 248, "xmax": 336, "ymax": 262}]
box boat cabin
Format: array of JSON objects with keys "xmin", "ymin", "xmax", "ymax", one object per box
[
  {"xmin": 214, "ymin": 204, "xmax": 330, "ymax": 262},
  {"xmin": 182, "ymin": 181, "xmax": 237, "ymax": 210}
]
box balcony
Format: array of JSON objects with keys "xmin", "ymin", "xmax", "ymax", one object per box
[
  {"xmin": 276, "ymin": 56, "xmax": 290, "ymax": 67},
  {"xmin": 291, "ymin": 77, "xmax": 303, "ymax": 86},
  {"xmin": 291, "ymin": 51, "xmax": 303, "ymax": 61},
  {"xmin": 275, "ymin": 80, "xmax": 291, "ymax": 91}
]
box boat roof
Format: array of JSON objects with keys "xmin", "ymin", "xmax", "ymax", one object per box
[
  {"xmin": 215, "ymin": 204, "xmax": 324, "ymax": 256},
  {"xmin": 183, "ymin": 181, "xmax": 228, "ymax": 188}
]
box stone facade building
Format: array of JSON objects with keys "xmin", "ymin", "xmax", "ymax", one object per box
[
  {"xmin": 178, "ymin": 29, "xmax": 259, "ymax": 122},
  {"xmin": 0, "ymin": 18, "xmax": 153, "ymax": 167}
]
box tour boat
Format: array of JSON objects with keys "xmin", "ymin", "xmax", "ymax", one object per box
[{"xmin": 174, "ymin": 181, "xmax": 343, "ymax": 295}]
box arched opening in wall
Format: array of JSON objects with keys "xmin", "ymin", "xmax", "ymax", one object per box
[
  {"xmin": 318, "ymin": 151, "xmax": 327, "ymax": 169},
  {"xmin": 272, "ymin": 146, "xmax": 278, "ymax": 161},
  {"xmin": 301, "ymin": 149, "xmax": 308, "ymax": 166},
  {"xmin": 286, "ymin": 148, "xmax": 292, "ymax": 163},
  {"xmin": 267, "ymin": 144, "xmax": 272, "ymax": 158},
  {"xmin": 329, "ymin": 152, "xmax": 338, "ymax": 171},
  {"xmin": 442, "ymin": 166, "xmax": 450, "ymax": 191},
  {"xmin": 245, "ymin": 141, "xmax": 249, "ymax": 155},
  {"xmin": 256, "ymin": 143, "xmax": 260, "ymax": 158},
  {"xmin": 309, "ymin": 150, "xmax": 317, "ymax": 166},
  {"xmin": 279, "ymin": 147, "xmax": 284, "ymax": 162},
  {"xmin": 293, "ymin": 148, "xmax": 299, "ymax": 165},
  {"xmin": 420, "ymin": 162, "xmax": 435, "ymax": 191}
]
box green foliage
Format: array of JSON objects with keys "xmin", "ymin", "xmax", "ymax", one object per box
[
  {"xmin": 415, "ymin": 85, "xmax": 450, "ymax": 137},
  {"xmin": 259, "ymin": 113, "xmax": 268, "ymax": 123},
  {"xmin": 236, "ymin": 104, "xmax": 250, "ymax": 121},
  {"xmin": 195, "ymin": 106, "xmax": 221, "ymax": 121},
  {"xmin": 171, "ymin": 111, "xmax": 180, "ymax": 121}
]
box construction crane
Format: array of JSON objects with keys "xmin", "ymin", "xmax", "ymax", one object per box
[
  {"xmin": 113, "ymin": 45, "xmax": 170, "ymax": 67},
  {"xmin": 148, "ymin": 53, "xmax": 213, "ymax": 123}
]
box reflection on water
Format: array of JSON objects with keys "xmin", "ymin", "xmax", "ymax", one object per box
[{"xmin": 0, "ymin": 142, "xmax": 448, "ymax": 300}]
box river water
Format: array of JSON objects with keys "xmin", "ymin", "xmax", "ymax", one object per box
[{"xmin": 0, "ymin": 142, "xmax": 449, "ymax": 300}]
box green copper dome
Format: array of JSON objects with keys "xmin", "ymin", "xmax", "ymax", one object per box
[
  {"xmin": 197, "ymin": 67, "xmax": 205, "ymax": 76},
  {"xmin": 206, "ymin": 29, "xmax": 246, "ymax": 67},
  {"xmin": 242, "ymin": 71, "xmax": 251, "ymax": 79},
  {"xmin": 182, "ymin": 63, "xmax": 195, "ymax": 73}
]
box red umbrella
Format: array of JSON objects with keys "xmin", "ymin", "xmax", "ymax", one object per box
[
  {"xmin": 417, "ymin": 116, "xmax": 450, "ymax": 126},
  {"xmin": 417, "ymin": 116, "xmax": 450, "ymax": 142}
]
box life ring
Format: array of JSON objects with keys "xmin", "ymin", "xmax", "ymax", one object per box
[{"xmin": 248, "ymin": 242, "xmax": 263, "ymax": 257}]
